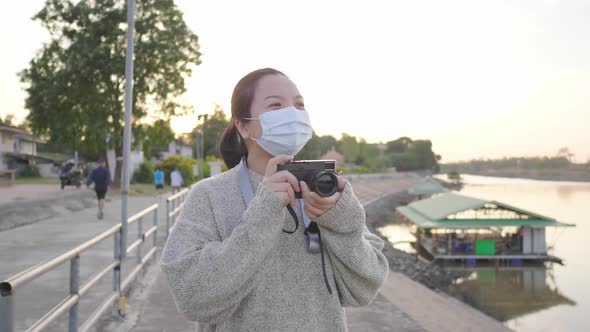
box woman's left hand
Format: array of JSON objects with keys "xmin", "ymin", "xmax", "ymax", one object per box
[{"xmin": 300, "ymin": 176, "xmax": 346, "ymax": 220}]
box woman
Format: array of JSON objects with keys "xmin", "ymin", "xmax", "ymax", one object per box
[{"xmin": 160, "ymin": 68, "xmax": 388, "ymax": 331}]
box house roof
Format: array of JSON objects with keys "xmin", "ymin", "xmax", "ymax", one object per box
[
  {"xmin": 0, "ymin": 124, "xmax": 31, "ymax": 136},
  {"xmin": 396, "ymin": 193, "xmax": 574, "ymax": 229},
  {"xmin": 0, "ymin": 124, "xmax": 43, "ymax": 143},
  {"xmin": 407, "ymin": 177, "xmax": 448, "ymax": 195}
]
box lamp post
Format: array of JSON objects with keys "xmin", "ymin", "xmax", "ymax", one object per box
[
  {"xmin": 197, "ymin": 114, "xmax": 208, "ymax": 177},
  {"xmin": 121, "ymin": 0, "xmax": 135, "ymax": 259}
]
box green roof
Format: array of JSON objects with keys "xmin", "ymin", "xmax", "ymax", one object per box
[
  {"xmin": 407, "ymin": 177, "xmax": 448, "ymax": 195},
  {"xmin": 396, "ymin": 193, "xmax": 574, "ymax": 229}
]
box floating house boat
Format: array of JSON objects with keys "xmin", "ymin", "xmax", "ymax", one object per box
[{"xmin": 395, "ymin": 193, "xmax": 574, "ymax": 263}]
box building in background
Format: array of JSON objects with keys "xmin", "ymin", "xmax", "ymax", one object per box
[
  {"xmin": 160, "ymin": 139, "xmax": 193, "ymax": 160},
  {"xmin": 0, "ymin": 124, "xmax": 43, "ymax": 171}
]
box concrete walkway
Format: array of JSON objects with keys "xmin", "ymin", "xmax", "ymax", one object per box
[
  {"xmin": 0, "ymin": 191, "xmax": 169, "ymax": 331},
  {"xmin": 116, "ymin": 174, "xmax": 511, "ymax": 332},
  {"xmin": 0, "ymin": 183, "xmax": 77, "ymax": 204},
  {"xmin": 1, "ymin": 174, "xmax": 513, "ymax": 332}
]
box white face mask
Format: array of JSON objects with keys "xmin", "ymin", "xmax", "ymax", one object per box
[{"xmin": 244, "ymin": 106, "xmax": 313, "ymax": 156}]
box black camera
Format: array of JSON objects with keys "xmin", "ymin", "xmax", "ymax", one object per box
[{"xmin": 277, "ymin": 160, "xmax": 339, "ymax": 199}]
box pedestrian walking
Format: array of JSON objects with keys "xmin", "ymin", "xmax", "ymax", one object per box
[
  {"xmin": 171, "ymin": 167, "xmax": 184, "ymax": 193},
  {"xmin": 86, "ymin": 157, "xmax": 111, "ymax": 220}
]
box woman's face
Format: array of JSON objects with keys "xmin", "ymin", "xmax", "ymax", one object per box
[{"xmin": 241, "ymin": 74, "xmax": 306, "ymax": 141}]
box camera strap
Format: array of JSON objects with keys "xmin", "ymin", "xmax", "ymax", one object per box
[
  {"xmin": 238, "ymin": 159, "xmax": 332, "ymax": 294},
  {"xmin": 298, "ymin": 201, "xmax": 320, "ymax": 253}
]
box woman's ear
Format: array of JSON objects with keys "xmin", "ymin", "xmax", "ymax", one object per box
[{"xmin": 235, "ymin": 119, "xmax": 250, "ymax": 140}]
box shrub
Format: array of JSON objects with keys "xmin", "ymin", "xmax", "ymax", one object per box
[
  {"xmin": 354, "ymin": 166, "xmax": 369, "ymax": 174},
  {"xmin": 205, "ymin": 156, "xmax": 228, "ymax": 173},
  {"xmin": 337, "ymin": 166, "xmax": 351, "ymax": 174},
  {"xmin": 132, "ymin": 160, "xmax": 155, "ymax": 184},
  {"xmin": 20, "ymin": 164, "xmax": 41, "ymax": 178},
  {"xmin": 199, "ymin": 160, "xmax": 211, "ymax": 178},
  {"xmin": 155, "ymin": 155, "xmax": 198, "ymax": 185},
  {"xmin": 447, "ymin": 171, "xmax": 461, "ymax": 181}
]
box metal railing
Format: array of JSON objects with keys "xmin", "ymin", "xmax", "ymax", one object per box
[
  {"xmin": 0, "ymin": 204, "xmax": 160, "ymax": 332},
  {"xmin": 165, "ymin": 187, "xmax": 192, "ymax": 239}
]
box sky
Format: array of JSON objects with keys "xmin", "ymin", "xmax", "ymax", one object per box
[{"xmin": 1, "ymin": 0, "xmax": 589, "ymax": 162}]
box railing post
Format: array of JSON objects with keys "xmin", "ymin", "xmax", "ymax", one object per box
[
  {"xmin": 137, "ymin": 217, "xmax": 143, "ymax": 264},
  {"xmin": 172, "ymin": 197, "xmax": 176, "ymax": 226},
  {"xmin": 113, "ymin": 230, "xmax": 121, "ymax": 294},
  {"xmin": 172, "ymin": 196, "xmax": 177, "ymax": 223},
  {"xmin": 69, "ymin": 255, "xmax": 80, "ymax": 332},
  {"xmin": 0, "ymin": 292, "xmax": 14, "ymax": 332},
  {"xmin": 165, "ymin": 199, "xmax": 170, "ymax": 239},
  {"xmin": 153, "ymin": 208, "xmax": 158, "ymax": 247}
]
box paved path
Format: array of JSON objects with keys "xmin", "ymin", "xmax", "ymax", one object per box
[
  {"xmin": 2, "ymin": 173, "xmax": 512, "ymax": 332},
  {"xmin": 0, "ymin": 183, "xmax": 80, "ymax": 203},
  {"xmin": 119, "ymin": 173, "xmax": 426, "ymax": 332},
  {"xmin": 0, "ymin": 191, "xmax": 170, "ymax": 331},
  {"xmin": 123, "ymin": 173, "xmax": 511, "ymax": 332}
]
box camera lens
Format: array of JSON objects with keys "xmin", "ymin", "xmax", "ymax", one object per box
[{"xmin": 312, "ymin": 171, "xmax": 338, "ymax": 197}]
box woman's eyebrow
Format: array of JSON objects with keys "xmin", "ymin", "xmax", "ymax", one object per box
[{"xmin": 264, "ymin": 95, "xmax": 284, "ymax": 100}]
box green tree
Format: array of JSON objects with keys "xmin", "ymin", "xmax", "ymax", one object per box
[
  {"xmin": 337, "ymin": 133, "xmax": 360, "ymax": 163},
  {"xmin": 137, "ymin": 119, "xmax": 176, "ymax": 160},
  {"xmin": 386, "ymin": 136, "xmax": 412, "ymax": 154},
  {"xmin": 193, "ymin": 105, "xmax": 230, "ymax": 159},
  {"xmin": 21, "ymin": 0, "xmax": 201, "ymax": 186},
  {"xmin": 0, "ymin": 114, "xmax": 15, "ymax": 126},
  {"xmin": 557, "ymin": 147, "xmax": 574, "ymax": 163},
  {"xmin": 296, "ymin": 133, "xmax": 339, "ymax": 160},
  {"xmin": 358, "ymin": 141, "xmax": 385, "ymax": 171},
  {"xmin": 317, "ymin": 135, "xmax": 337, "ymax": 155},
  {"xmin": 296, "ymin": 132, "xmax": 322, "ymax": 160},
  {"xmin": 387, "ymin": 137, "xmax": 439, "ymax": 171}
]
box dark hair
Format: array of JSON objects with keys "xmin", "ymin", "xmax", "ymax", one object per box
[{"xmin": 219, "ymin": 68, "xmax": 286, "ymax": 169}]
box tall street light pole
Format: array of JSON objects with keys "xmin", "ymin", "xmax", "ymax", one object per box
[
  {"xmin": 121, "ymin": 0, "xmax": 135, "ymax": 259},
  {"xmin": 197, "ymin": 114, "xmax": 208, "ymax": 177}
]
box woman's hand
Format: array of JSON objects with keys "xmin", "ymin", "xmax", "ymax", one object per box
[
  {"xmin": 300, "ymin": 176, "xmax": 346, "ymax": 220},
  {"xmin": 261, "ymin": 155, "xmax": 301, "ymax": 207}
]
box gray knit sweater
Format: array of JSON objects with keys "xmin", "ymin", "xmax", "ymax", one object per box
[{"xmin": 160, "ymin": 166, "xmax": 388, "ymax": 331}]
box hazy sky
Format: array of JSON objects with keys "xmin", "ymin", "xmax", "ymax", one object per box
[{"xmin": 1, "ymin": 0, "xmax": 589, "ymax": 162}]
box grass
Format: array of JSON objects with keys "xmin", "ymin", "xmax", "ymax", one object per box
[
  {"xmin": 129, "ymin": 183, "xmax": 160, "ymax": 197},
  {"xmin": 10, "ymin": 178, "xmax": 185, "ymax": 197},
  {"xmin": 128, "ymin": 183, "xmax": 192, "ymax": 197},
  {"xmin": 37, "ymin": 152, "xmax": 68, "ymax": 161},
  {"xmin": 14, "ymin": 177, "xmax": 60, "ymax": 185}
]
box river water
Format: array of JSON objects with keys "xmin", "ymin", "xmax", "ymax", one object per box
[{"xmin": 378, "ymin": 175, "xmax": 590, "ymax": 332}]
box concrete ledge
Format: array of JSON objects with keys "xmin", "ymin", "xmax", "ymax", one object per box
[
  {"xmin": 380, "ymin": 271, "xmax": 512, "ymax": 332},
  {"xmin": 0, "ymin": 190, "xmax": 97, "ymax": 231}
]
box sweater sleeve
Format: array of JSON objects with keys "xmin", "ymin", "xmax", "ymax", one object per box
[
  {"xmin": 160, "ymin": 181, "xmax": 286, "ymax": 324},
  {"xmin": 86, "ymin": 170, "xmax": 95, "ymax": 186},
  {"xmin": 314, "ymin": 182, "xmax": 389, "ymax": 307}
]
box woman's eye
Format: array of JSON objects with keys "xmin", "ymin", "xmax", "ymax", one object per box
[{"xmin": 269, "ymin": 103, "xmax": 282, "ymax": 108}]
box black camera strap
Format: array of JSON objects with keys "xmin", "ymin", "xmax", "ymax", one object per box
[{"xmin": 238, "ymin": 159, "xmax": 332, "ymax": 294}]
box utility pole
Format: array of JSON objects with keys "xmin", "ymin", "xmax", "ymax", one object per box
[
  {"xmin": 197, "ymin": 114, "xmax": 208, "ymax": 177},
  {"xmin": 121, "ymin": 0, "xmax": 135, "ymax": 259}
]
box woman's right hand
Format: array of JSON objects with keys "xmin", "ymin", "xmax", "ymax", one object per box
[{"xmin": 261, "ymin": 155, "xmax": 301, "ymax": 207}]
